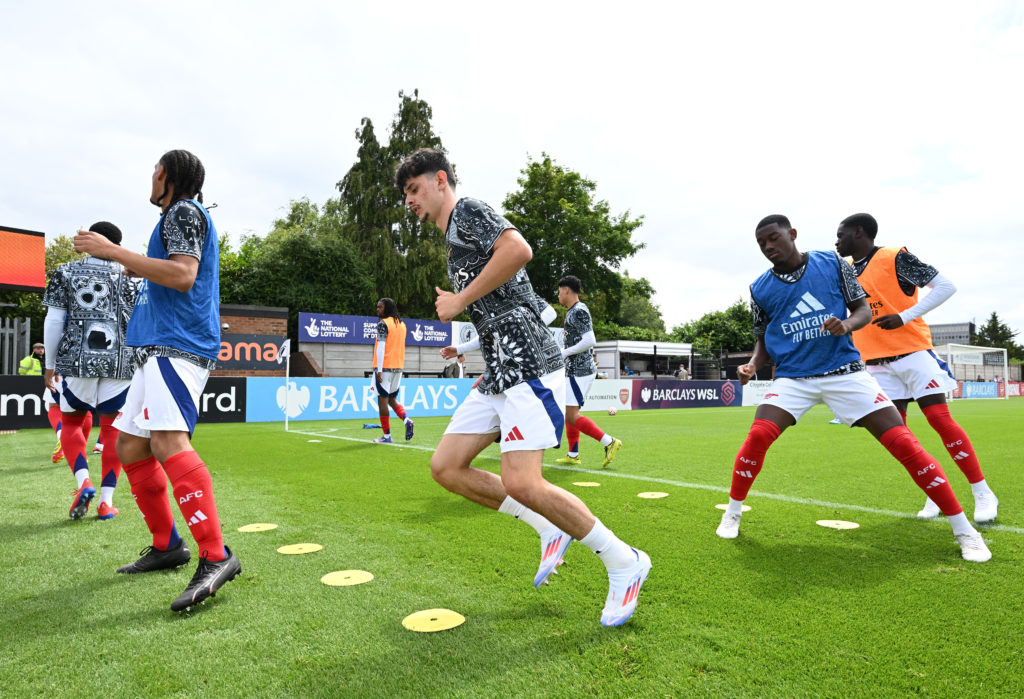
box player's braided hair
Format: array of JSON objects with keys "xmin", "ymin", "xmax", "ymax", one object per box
[
  {"xmin": 840, "ymin": 213, "xmax": 878, "ymax": 239},
  {"xmin": 89, "ymin": 221, "xmax": 122, "ymax": 245},
  {"xmin": 378, "ymin": 297, "xmax": 402, "ymax": 325},
  {"xmin": 158, "ymin": 149, "xmax": 206, "ymax": 205}
]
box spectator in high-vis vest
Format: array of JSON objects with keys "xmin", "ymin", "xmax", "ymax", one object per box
[
  {"xmin": 372, "ymin": 297, "xmax": 414, "ymax": 443},
  {"xmin": 19, "ymin": 343, "xmax": 45, "ymax": 375}
]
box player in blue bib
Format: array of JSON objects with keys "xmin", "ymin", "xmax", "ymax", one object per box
[
  {"xmin": 715, "ymin": 215, "xmax": 989, "ymax": 563},
  {"xmin": 74, "ymin": 150, "xmax": 241, "ymax": 611}
]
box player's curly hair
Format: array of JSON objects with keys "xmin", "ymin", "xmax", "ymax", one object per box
[
  {"xmin": 840, "ymin": 213, "xmax": 878, "ymax": 239},
  {"xmin": 394, "ymin": 148, "xmax": 456, "ymax": 192},
  {"xmin": 89, "ymin": 221, "xmax": 122, "ymax": 245},
  {"xmin": 156, "ymin": 149, "xmax": 206, "ymax": 206},
  {"xmin": 755, "ymin": 214, "xmax": 791, "ymax": 232}
]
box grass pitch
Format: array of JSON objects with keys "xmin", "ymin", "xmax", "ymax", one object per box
[{"xmin": 2, "ymin": 401, "xmax": 1023, "ymax": 697}]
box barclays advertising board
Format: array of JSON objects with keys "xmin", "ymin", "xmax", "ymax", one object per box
[
  {"xmin": 299, "ymin": 313, "xmax": 452, "ymax": 347},
  {"xmin": 630, "ymin": 380, "xmax": 742, "ymax": 409},
  {"xmin": 246, "ymin": 377, "xmax": 474, "ymax": 422}
]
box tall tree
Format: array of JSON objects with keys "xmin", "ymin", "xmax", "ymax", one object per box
[
  {"xmin": 502, "ymin": 154, "xmax": 644, "ymax": 319},
  {"xmin": 337, "ymin": 90, "xmax": 449, "ymax": 319},
  {"xmin": 669, "ymin": 299, "xmax": 754, "ymax": 354},
  {"xmin": 973, "ymin": 311, "xmax": 1023, "ymax": 360}
]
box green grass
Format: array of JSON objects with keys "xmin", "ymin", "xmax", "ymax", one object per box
[{"xmin": 2, "ymin": 401, "xmax": 1023, "ymax": 697}]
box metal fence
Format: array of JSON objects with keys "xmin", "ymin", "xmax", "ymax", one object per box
[{"xmin": 0, "ymin": 317, "xmax": 31, "ymax": 375}]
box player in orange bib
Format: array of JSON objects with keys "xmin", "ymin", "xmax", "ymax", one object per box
[
  {"xmin": 372, "ymin": 298, "xmax": 414, "ymax": 443},
  {"xmin": 836, "ymin": 213, "xmax": 997, "ymax": 522}
]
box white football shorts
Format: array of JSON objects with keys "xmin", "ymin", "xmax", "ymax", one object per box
[
  {"xmin": 866, "ymin": 350, "xmax": 957, "ymax": 401},
  {"xmin": 114, "ymin": 356, "xmax": 209, "ymax": 438},
  {"xmin": 566, "ymin": 372, "xmax": 597, "ymax": 407},
  {"xmin": 373, "ymin": 370, "xmax": 403, "ymax": 398},
  {"xmin": 445, "ymin": 369, "xmax": 566, "ymax": 453},
  {"xmin": 759, "ymin": 370, "xmax": 895, "ymax": 426},
  {"xmin": 60, "ymin": 376, "xmax": 131, "ymax": 414}
]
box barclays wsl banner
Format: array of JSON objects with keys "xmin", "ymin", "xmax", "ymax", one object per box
[
  {"xmin": 299, "ymin": 313, "xmax": 452, "ymax": 347},
  {"xmin": 246, "ymin": 377, "xmax": 474, "ymax": 422},
  {"xmin": 630, "ymin": 380, "xmax": 742, "ymax": 410}
]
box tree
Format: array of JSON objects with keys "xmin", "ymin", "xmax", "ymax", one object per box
[
  {"xmin": 973, "ymin": 311, "xmax": 1024, "ymax": 360},
  {"xmin": 614, "ymin": 275, "xmax": 664, "ymax": 334},
  {"xmin": 0, "ymin": 235, "xmax": 85, "ymax": 344},
  {"xmin": 336, "ymin": 90, "xmax": 449, "ymax": 319},
  {"xmin": 503, "ymin": 154, "xmax": 644, "ymax": 319},
  {"xmin": 669, "ymin": 299, "xmax": 754, "ymax": 355},
  {"xmin": 220, "ymin": 199, "xmax": 374, "ymax": 339}
]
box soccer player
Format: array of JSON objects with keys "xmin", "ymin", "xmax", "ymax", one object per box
[
  {"xmin": 397, "ymin": 148, "xmax": 651, "ymax": 626},
  {"xmin": 372, "ymin": 297, "xmax": 414, "ymax": 443},
  {"xmin": 554, "ymin": 275, "xmax": 621, "ymax": 467},
  {"xmin": 716, "ymin": 215, "xmax": 990, "ymax": 563},
  {"xmin": 73, "ymin": 149, "xmax": 241, "ymax": 612},
  {"xmin": 836, "ymin": 213, "xmax": 998, "ymax": 522},
  {"xmin": 43, "ymin": 222, "xmax": 137, "ymax": 520}
]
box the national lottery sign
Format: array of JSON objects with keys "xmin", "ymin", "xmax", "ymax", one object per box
[{"xmin": 298, "ymin": 313, "xmax": 452, "ymax": 346}]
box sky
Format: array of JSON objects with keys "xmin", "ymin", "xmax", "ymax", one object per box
[{"xmin": 3, "ymin": 1, "xmax": 1022, "ymax": 337}]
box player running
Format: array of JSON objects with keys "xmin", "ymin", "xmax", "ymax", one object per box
[
  {"xmin": 43, "ymin": 221, "xmax": 138, "ymax": 520},
  {"xmin": 398, "ymin": 148, "xmax": 651, "ymax": 626},
  {"xmin": 74, "ymin": 149, "xmax": 241, "ymax": 611},
  {"xmin": 554, "ymin": 275, "xmax": 621, "ymax": 467},
  {"xmin": 716, "ymin": 215, "xmax": 990, "ymax": 563},
  {"xmin": 371, "ymin": 297, "xmax": 414, "ymax": 443},
  {"xmin": 836, "ymin": 212, "xmax": 998, "ymax": 522}
]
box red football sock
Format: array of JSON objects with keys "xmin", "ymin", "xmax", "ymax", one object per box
[
  {"xmin": 81, "ymin": 411, "xmax": 93, "ymax": 442},
  {"xmin": 879, "ymin": 425, "xmax": 963, "ymax": 515},
  {"xmin": 729, "ymin": 419, "xmax": 781, "ymax": 501},
  {"xmin": 98, "ymin": 416, "xmax": 123, "ymax": 490},
  {"xmin": 47, "ymin": 404, "xmax": 62, "ymax": 433},
  {"xmin": 574, "ymin": 415, "xmax": 606, "ymax": 442},
  {"xmin": 60, "ymin": 413, "xmax": 89, "ymax": 477},
  {"xmin": 920, "ymin": 403, "xmax": 985, "ymax": 484},
  {"xmin": 123, "ymin": 456, "xmax": 177, "ymax": 549},
  {"xmin": 392, "ymin": 403, "xmax": 407, "ymax": 421},
  {"xmin": 164, "ymin": 451, "xmax": 225, "ymax": 561},
  {"xmin": 565, "ymin": 422, "xmax": 580, "ymax": 455},
  {"xmin": 380, "ymin": 415, "xmax": 391, "ymax": 435}
]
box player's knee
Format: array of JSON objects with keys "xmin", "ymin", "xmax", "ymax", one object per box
[
  {"xmin": 501, "ymin": 476, "xmax": 541, "ymax": 509},
  {"xmin": 116, "ymin": 432, "xmax": 148, "ymax": 465}
]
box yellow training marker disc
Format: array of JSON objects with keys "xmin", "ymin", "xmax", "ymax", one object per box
[
  {"xmin": 237, "ymin": 523, "xmax": 279, "ymax": 532},
  {"xmin": 572, "ymin": 481, "xmax": 601, "ymax": 487},
  {"xmin": 277, "ymin": 543, "xmax": 324, "ymax": 555},
  {"xmin": 402, "ymin": 608, "xmax": 466, "ymax": 633},
  {"xmin": 816, "ymin": 519, "xmax": 860, "ymax": 530},
  {"xmin": 715, "ymin": 504, "xmax": 752, "ymax": 512},
  {"xmin": 321, "ymin": 570, "xmax": 374, "ymax": 587},
  {"xmin": 637, "ymin": 492, "xmax": 669, "ymax": 499}
]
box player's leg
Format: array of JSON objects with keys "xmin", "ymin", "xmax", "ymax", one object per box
[
  {"xmin": 556, "ymin": 414, "xmax": 581, "ymax": 464},
  {"xmin": 113, "ymin": 367, "xmax": 190, "ymax": 574},
  {"xmin": 843, "ymin": 371, "xmax": 989, "ymax": 562},
  {"xmin": 94, "ymin": 380, "xmax": 130, "ymax": 520},
  {"xmin": 568, "ymin": 374, "xmax": 619, "ymax": 466},
  {"xmin": 139, "ymin": 356, "xmax": 240, "ymax": 610},
  {"xmin": 46, "ymin": 392, "xmax": 64, "ymax": 463},
  {"xmin": 718, "ymin": 379, "xmax": 804, "ymax": 539},
  {"xmin": 388, "ymin": 386, "xmax": 414, "ymax": 441},
  {"xmin": 917, "ymin": 394, "xmax": 997, "ymax": 522},
  {"xmin": 58, "ymin": 378, "xmax": 98, "ymax": 519}
]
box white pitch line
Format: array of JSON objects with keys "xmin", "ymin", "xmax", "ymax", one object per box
[{"xmin": 288, "ymin": 427, "xmax": 1023, "ymax": 536}]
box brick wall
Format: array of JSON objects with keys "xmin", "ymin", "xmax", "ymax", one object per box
[{"xmin": 213, "ymin": 304, "xmax": 289, "ymax": 377}]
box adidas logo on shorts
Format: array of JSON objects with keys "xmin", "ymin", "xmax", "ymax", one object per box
[{"xmin": 504, "ymin": 427, "xmax": 525, "ymax": 443}]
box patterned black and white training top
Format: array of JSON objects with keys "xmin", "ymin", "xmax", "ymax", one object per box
[
  {"xmin": 43, "ymin": 257, "xmax": 142, "ymax": 379},
  {"xmin": 852, "ymin": 247, "xmax": 939, "ymax": 295},
  {"xmin": 563, "ymin": 301, "xmax": 597, "ymax": 378},
  {"xmin": 445, "ymin": 198, "xmax": 564, "ymax": 394}
]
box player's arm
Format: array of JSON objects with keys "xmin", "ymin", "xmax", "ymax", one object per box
[
  {"xmin": 562, "ymin": 330, "xmax": 596, "ymax": 359},
  {"xmin": 738, "ymin": 295, "xmax": 769, "ymax": 384},
  {"xmin": 823, "ymin": 252, "xmax": 870, "ymax": 335},
  {"xmin": 42, "ymin": 306, "xmax": 66, "ymax": 392},
  {"xmin": 435, "ymin": 229, "xmax": 532, "ymax": 322},
  {"xmin": 373, "ymin": 322, "xmax": 387, "ymax": 379},
  {"xmin": 72, "ymin": 231, "xmax": 199, "ymax": 293},
  {"xmin": 874, "ymin": 251, "xmax": 955, "ymax": 329}
]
